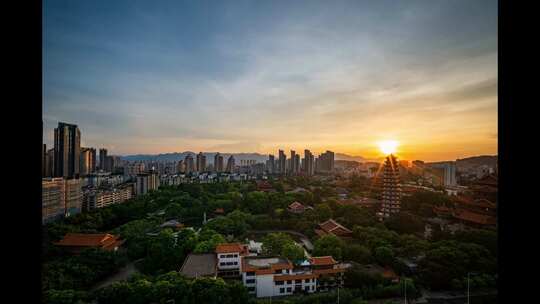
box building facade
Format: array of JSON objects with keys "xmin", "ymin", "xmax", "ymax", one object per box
[
  {"xmin": 196, "ymin": 152, "xmax": 207, "ymax": 172},
  {"xmin": 99, "ymin": 148, "xmax": 108, "ymax": 171},
  {"xmin": 42, "ymin": 178, "xmax": 66, "ymax": 224},
  {"xmin": 83, "ymin": 184, "xmax": 133, "ymax": 211},
  {"xmin": 214, "ymin": 152, "xmax": 224, "ymax": 172},
  {"xmin": 80, "ymin": 147, "xmax": 96, "ymax": 176},
  {"xmin": 42, "ymin": 177, "xmax": 82, "ymax": 224},
  {"xmin": 54, "ymin": 122, "xmax": 81, "ymax": 178},
  {"xmin": 226, "ymin": 155, "xmax": 235, "ymax": 173},
  {"xmin": 185, "ymin": 154, "xmax": 195, "ymax": 173},
  {"xmin": 278, "ymin": 150, "xmax": 287, "ymax": 175}
]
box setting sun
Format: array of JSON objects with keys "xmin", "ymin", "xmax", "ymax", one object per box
[{"xmin": 378, "ymin": 140, "xmax": 399, "ymax": 155}]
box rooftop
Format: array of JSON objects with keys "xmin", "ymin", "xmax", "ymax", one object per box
[
  {"xmin": 179, "ymin": 253, "xmax": 217, "ymax": 278},
  {"xmin": 54, "ymin": 233, "xmax": 124, "ymax": 251},
  {"xmin": 242, "ymin": 256, "xmax": 293, "ymax": 274},
  {"xmin": 318, "ymin": 219, "xmax": 353, "ymax": 236},
  {"xmin": 215, "ymin": 243, "xmax": 249, "ymax": 254},
  {"xmin": 310, "ymin": 256, "xmax": 337, "ymax": 266}
]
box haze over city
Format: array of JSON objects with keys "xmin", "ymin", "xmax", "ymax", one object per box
[{"xmin": 43, "ymin": 0, "xmax": 497, "ymax": 162}]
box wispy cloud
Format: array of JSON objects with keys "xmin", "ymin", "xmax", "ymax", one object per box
[{"xmin": 43, "ymin": 0, "xmax": 497, "ymax": 160}]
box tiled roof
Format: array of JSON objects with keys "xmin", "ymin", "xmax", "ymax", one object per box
[
  {"xmin": 179, "ymin": 253, "xmax": 217, "ymax": 278},
  {"xmin": 215, "ymin": 243, "xmax": 248, "ymax": 254},
  {"xmin": 273, "ymin": 273, "xmax": 318, "ymax": 281},
  {"xmin": 310, "ymin": 256, "xmax": 337, "ymax": 266},
  {"xmin": 54, "ymin": 233, "xmax": 122, "ymax": 250},
  {"xmin": 453, "ymin": 197, "xmax": 496, "ymax": 209},
  {"xmin": 319, "ymin": 219, "xmax": 353, "ymax": 236},
  {"xmin": 313, "ymin": 268, "xmax": 346, "ymax": 275},
  {"xmin": 288, "ymin": 201, "xmax": 304, "ymax": 209},
  {"xmin": 453, "ymin": 209, "xmax": 496, "ymax": 225}
]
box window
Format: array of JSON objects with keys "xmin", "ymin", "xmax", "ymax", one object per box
[
  {"xmin": 311, "ymin": 286, "xmax": 315, "ymax": 291},
  {"xmin": 233, "ymin": 261, "xmax": 238, "ymax": 265},
  {"xmin": 304, "ymin": 279, "xmax": 310, "ymax": 283},
  {"xmin": 246, "ymin": 272, "xmax": 255, "ymax": 276},
  {"xmin": 295, "ymin": 279, "xmax": 302, "ymax": 284},
  {"xmin": 280, "ymin": 288, "xmax": 285, "ymax": 294},
  {"xmin": 233, "ymin": 254, "xmax": 238, "ymax": 258},
  {"xmin": 287, "ymin": 280, "xmax": 292, "ymax": 284},
  {"xmin": 220, "ymin": 262, "xmax": 226, "ymax": 266},
  {"xmin": 275, "ymin": 281, "xmax": 284, "ymax": 285},
  {"xmin": 304, "ymin": 286, "xmax": 309, "ymax": 292},
  {"xmin": 246, "ymin": 279, "xmax": 255, "ymax": 284},
  {"xmin": 286, "ymin": 287, "xmax": 292, "ymax": 292}
]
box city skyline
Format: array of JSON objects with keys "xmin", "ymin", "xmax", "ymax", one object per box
[{"xmin": 43, "ymin": 0, "xmax": 497, "ymax": 162}]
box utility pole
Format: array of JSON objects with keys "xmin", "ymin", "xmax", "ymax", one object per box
[
  {"xmin": 467, "ymin": 272, "xmax": 470, "ymax": 304},
  {"xmin": 404, "ymin": 278, "xmax": 407, "ymax": 304},
  {"xmin": 337, "ymin": 283, "xmax": 340, "ymax": 304}
]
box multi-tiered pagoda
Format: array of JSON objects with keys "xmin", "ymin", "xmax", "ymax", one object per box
[{"xmin": 379, "ymin": 154, "xmax": 402, "ymax": 220}]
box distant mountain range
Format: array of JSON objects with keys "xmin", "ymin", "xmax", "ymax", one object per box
[
  {"xmin": 121, "ymin": 152, "xmax": 497, "ymax": 166},
  {"xmin": 455, "ymin": 155, "xmax": 497, "ymax": 169},
  {"xmin": 334, "ymin": 153, "xmax": 366, "ymax": 162},
  {"xmin": 121, "ymin": 151, "xmax": 367, "ymax": 164}
]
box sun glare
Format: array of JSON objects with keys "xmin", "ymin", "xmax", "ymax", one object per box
[{"xmin": 378, "ymin": 140, "xmax": 399, "ymax": 155}]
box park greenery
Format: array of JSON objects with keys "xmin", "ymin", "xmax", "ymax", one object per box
[{"xmin": 42, "ymin": 178, "xmax": 497, "ymax": 303}]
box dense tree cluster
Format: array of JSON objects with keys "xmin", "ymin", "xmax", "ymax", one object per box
[
  {"xmin": 43, "ymin": 248, "xmax": 128, "ymax": 292},
  {"xmin": 262, "ymin": 233, "xmax": 305, "ymax": 264},
  {"xmin": 41, "ymin": 179, "xmax": 497, "ymax": 303}
]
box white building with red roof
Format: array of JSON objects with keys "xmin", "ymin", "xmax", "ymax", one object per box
[{"xmin": 215, "ymin": 243, "xmax": 249, "ymax": 277}]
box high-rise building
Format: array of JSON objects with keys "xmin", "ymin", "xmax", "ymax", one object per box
[
  {"xmin": 42, "ymin": 144, "xmax": 47, "ymax": 177},
  {"xmin": 177, "ymin": 160, "xmax": 185, "ymax": 173},
  {"xmin": 294, "ymin": 154, "xmax": 300, "ymax": 174},
  {"xmin": 278, "ymin": 150, "xmax": 287, "ymax": 174},
  {"xmin": 54, "ymin": 122, "xmax": 81, "ymax": 178},
  {"xmin": 267, "ymin": 154, "xmax": 275, "ymax": 174},
  {"xmin": 303, "ymin": 149, "xmax": 315, "ymax": 176},
  {"xmin": 226, "ymin": 155, "xmax": 235, "ymax": 172},
  {"xmin": 148, "ymin": 170, "xmax": 160, "ymax": 191},
  {"xmin": 196, "ymin": 152, "xmax": 207, "ymax": 172},
  {"xmin": 106, "ymin": 155, "xmax": 121, "ymax": 172},
  {"xmin": 379, "ymin": 154, "xmax": 401, "ymax": 220},
  {"xmin": 136, "ymin": 174, "xmax": 149, "ymax": 196},
  {"xmin": 42, "ymin": 176, "xmax": 84, "ymax": 223},
  {"xmin": 136, "ymin": 171, "xmax": 160, "ymax": 196},
  {"xmin": 214, "ymin": 153, "xmax": 224, "ymax": 172},
  {"xmin": 316, "ymin": 151, "xmax": 335, "ymax": 173},
  {"xmin": 80, "ymin": 147, "xmax": 97, "ymax": 176},
  {"xmin": 64, "ymin": 178, "xmax": 83, "ymax": 217},
  {"xmin": 45, "ymin": 148, "xmax": 55, "ymax": 177},
  {"xmin": 99, "ymin": 148, "xmax": 108, "ymax": 171},
  {"xmin": 42, "ymin": 178, "xmax": 66, "ymax": 224},
  {"xmin": 185, "ymin": 154, "xmax": 195, "ymax": 173},
  {"xmin": 289, "ymin": 150, "xmax": 297, "ymax": 174},
  {"xmin": 430, "ymin": 161, "xmax": 457, "ymax": 187}
]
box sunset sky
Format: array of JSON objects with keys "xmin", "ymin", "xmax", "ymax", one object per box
[{"xmin": 43, "ymin": 0, "xmax": 497, "ymax": 162}]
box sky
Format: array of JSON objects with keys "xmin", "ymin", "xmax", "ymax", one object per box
[{"xmin": 43, "ymin": 0, "xmax": 497, "ymax": 161}]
